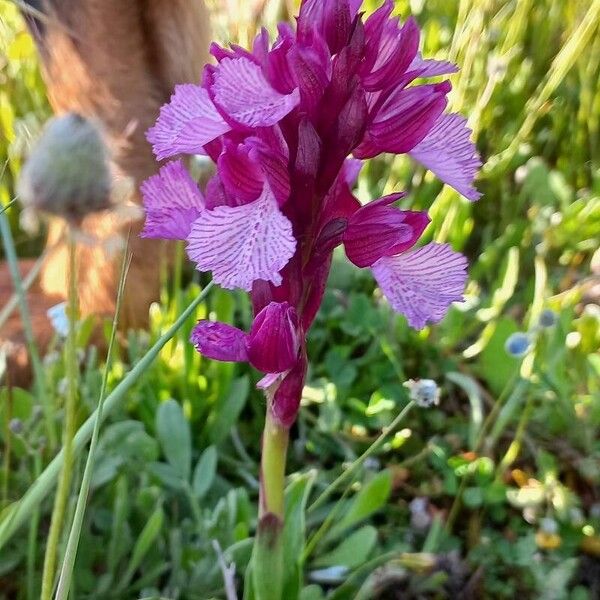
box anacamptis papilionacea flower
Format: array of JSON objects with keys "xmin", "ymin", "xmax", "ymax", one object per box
[{"xmin": 141, "ymin": 0, "xmax": 481, "ymax": 430}]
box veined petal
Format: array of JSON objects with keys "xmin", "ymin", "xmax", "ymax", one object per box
[
  {"xmin": 344, "ymin": 195, "xmax": 429, "ymax": 267},
  {"xmin": 247, "ymin": 135, "xmax": 291, "ymax": 206},
  {"xmin": 372, "ymin": 242, "xmax": 467, "ymax": 329},
  {"xmin": 218, "ymin": 142, "xmax": 264, "ymax": 205},
  {"xmin": 355, "ymin": 82, "xmax": 449, "ymax": 158},
  {"xmin": 190, "ymin": 320, "xmax": 249, "ymax": 362},
  {"xmin": 147, "ymin": 85, "xmax": 230, "ymax": 160},
  {"xmin": 141, "ymin": 160, "xmax": 204, "ymax": 240},
  {"xmin": 298, "ymin": 0, "xmax": 353, "ymax": 54},
  {"xmin": 363, "ymin": 17, "xmax": 420, "ymax": 92},
  {"xmin": 213, "ymin": 57, "xmax": 300, "ymax": 127},
  {"xmin": 407, "ymin": 53, "xmax": 458, "ymax": 79},
  {"xmin": 288, "ymin": 45, "xmax": 330, "ymax": 113},
  {"xmin": 247, "ymin": 302, "xmax": 300, "ymax": 373},
  {"xmin": 186, "ymin": 185, "xmax": 296, "ymax": 291},
  {"xmin": 409, "ymin": 113, "xmax": 482, "ymax": 201}
]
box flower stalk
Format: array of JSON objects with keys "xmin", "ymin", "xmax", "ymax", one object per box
[
  {"xmin": 41, "ymin": 231, "xmax": 78, "ymax": 600},
  {"xmin": 260, "ymin": 408, "xmax": 289, "ymax": 519},
  {"xmin": 252, "ymin": 406, "xmax": 289, "ymax": 600}
]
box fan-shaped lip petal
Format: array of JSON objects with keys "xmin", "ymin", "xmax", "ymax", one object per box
[
  {"xmin": 190, "ymin": 320, "xmax": 249, "ymax": 363},
  {"xmin": 140, "ymin": 160, "xmax": 205, "ymax": 240},
  {"xmin": 146, "ymin": 84, "xmax": 231, "ymax": 161},
  {"xmin": 371, "ymin": 242, "xmax": 467, "ymax": 329},
  {"xmin": 343, "ymin": 194, "xmax": 430, "ymax": 268},
  {"xmin": 186, "ymin": 184, "xmax": 296, "ymax": 291},
  {"xmin": 212, "ymin": 57, "xmax": 300, "ymax": 128},
  {"xmin": 409, "ymin": 112, "xmax": 481, "ymax": 201}
]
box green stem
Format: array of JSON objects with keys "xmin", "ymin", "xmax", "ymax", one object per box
[
  {"xmin": 54, "ymin": 250, "xmax": 131, "ymax": 600},
  {"xmin": 252, "ymin": 407, "xmax": 289, "ymax": 600},
  {"xmin": 41, "ymin": 232, "xmax": 78, "ymax": 600},
  {"xmin": 495, "ymin": 396, "xmax": 534, "ymax": 478},
  {"xmin": 260, "ymin": 410, "xmax": 289, "ymax": 518},
  {"xmin": 309, "ymin": 400, "xmax": 415, "ymax": 513},
  {"xmin": 0, "ymin": 211, "xmax": 56, "ymax": 448},
  {"xmin": 27, "ymin": 454, "xmax": 42, "ymax": 600},
  {"xmin": 0, "ymin": 240, "xmax": 57, "ymax": 331},
  {"xmin": 0, "ymin": 282, "xmax": 214, "ymax": 551},
  {"xmin": 0, "ymin": 197, "xmax": 16, "ymax": 215}
]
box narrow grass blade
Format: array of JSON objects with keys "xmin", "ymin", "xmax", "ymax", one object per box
[
  {"xmin": 308, "ymin": 401, "xmax": 415, "ymax": 513},
  {"xmin": 0, "ymin": 198, "xmax": 16, "ymax": 215},
  {"xmin": 0, "ymin": 210, "xmax": 55, "ymax": 448},
  {"xmin": 0, "ymin": 281, "xmax": 214, "ymax": 551},
  {"xmin": 54, "ymin": 247, "xmax": 131, "ymax": 600}
]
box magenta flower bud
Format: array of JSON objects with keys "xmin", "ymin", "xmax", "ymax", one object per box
[
  {"xmin": 247, "ymin": 302, "xmax": 300, "ymax": 374},
  {"xmin": 190, "ymin": 321, "xmax": 249, "ymax": 362},
  {"xmin": 271, "ymin": 351, "xmax": 307, "ymax": 428}
]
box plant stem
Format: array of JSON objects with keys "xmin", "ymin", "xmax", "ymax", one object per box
[
  {"xmin": 54, "ymin": 249, "xmax": 131, "ymax": 600},
  {"xmin": 260, "ymin": 409, "xmax": 289, "ymax": 518},
  {"xmin": 309, "ymin": 400, "xmax": 415, "ymax": 513},
  {"xmin": 0, "ymin": 211, "xmax": 56, "ymax": 448},
  {"xmin": 41, "ymin": 231, "xmax": 78, "ymax": 600},
  {"xmin": 252, "ymin": 407, "xmax": 289, "ymax": 600},
  {"xmin": 27, "ymin": 453, "xmax": 42, "ymax": 600}
]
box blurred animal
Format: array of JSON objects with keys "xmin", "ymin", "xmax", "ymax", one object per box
[{"xmin": 1, "ymin": 0, "xmax": 212, "ymax": 385}]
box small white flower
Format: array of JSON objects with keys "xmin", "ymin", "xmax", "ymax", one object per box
[{"xmin": 404, "ymin": 379, "xmax": 440, "ymax": 408}]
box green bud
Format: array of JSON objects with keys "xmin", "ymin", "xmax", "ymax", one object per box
[{"xmin": 18, "ymin": 113, "xmax": 111, "ymax": 223}]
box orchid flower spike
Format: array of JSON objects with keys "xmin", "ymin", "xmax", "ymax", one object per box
[{"xmin": 141, "ymin": 0, "xmax": 481, "ymax": 427}]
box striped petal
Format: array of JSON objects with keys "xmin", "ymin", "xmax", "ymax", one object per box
[
  {"xmin": 190, "ymin": 320, "xmax": 249, "ymax": 363},
  {"xmin": 147, "ymin": 85, "xmax": 230, "ymax": 160},
  {"xmin": 372, "ymin": 243, "xmax": 467, "ymax": 329},
  {"xmin": 213, "ymin": 57, "xmax": 300, "ymax": 127},
  {"xmin": 407, "ymin": 53, "xmax": 458, "ymax": 79},
  {"xmin": 409, "ymin": 113, "xmax": 481, "ymax": 201},
  {"xmin": 344, "ymin": 195, "xmax": 429, "ymax": 268},
  {"xmin": 355, "ymin": 82, "xmax": 449, "ymax": 159},
  {"xmin": 141, "ymin": 160, "xmax": 204, "ymax": 240},
  {"xmin": 186, "ymin": 185, "xmax": 296, "ymax": 290}
]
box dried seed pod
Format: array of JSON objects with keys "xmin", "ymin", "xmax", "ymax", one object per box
[{"xmin": 17, "ymin": 113, "xmax": 112, "ymax": 223}]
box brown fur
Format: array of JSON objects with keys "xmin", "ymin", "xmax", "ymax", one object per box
[{"xmin": 2, "ymin": 0, "xmax": 212, "ymax": 385}]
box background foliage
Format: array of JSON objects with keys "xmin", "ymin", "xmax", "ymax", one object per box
[{"xmin": 1, "ymin": 0, "xmax": 599, "ymax": 598}]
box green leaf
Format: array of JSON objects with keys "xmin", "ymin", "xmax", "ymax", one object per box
[
  {"xmin": 446, "ymin": 372, "xmax": 483, "ymax": 450},
  {"xmin": 119, "ymin": 504, "xmax": 165, "ymax": 591},
  {"xmin": 205, "ymin": 376, "xmax": 250, "ymax": 445},
  {"xmin": 192, "ymin": 445, "xmax": 217, "ymax": 499},
  {"xmin": 300, "ymin": 585, "xmax": 326, "ymax": 600},
  {"xmin": 478, "ymin": 317, "xmax": 520, "ymax": 395},
  {"xmin": 314, "ymin": 526, "xmax": 377, "ymax": 569},
  {"xmin": 328, "ymin": 470, "xmax": 392, "ymax": 539},
  {"xmin": 282, "ymin": 472, "xmax": 316, "ymax": 599},
  {"xmin": 156, "ymin": 400, "xmax": 191, "ymax": 480},
  {"xmin": 148, "ymin": 462, "xmax": 185, "ymax": 491},
  {"xmin": 463, "ymin": 487, "xmax": 484, "ymax": 508}
]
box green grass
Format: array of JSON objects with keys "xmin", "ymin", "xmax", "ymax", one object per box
[{"xmin": 1, "ymin": 0, "xmax": 599, "ymax": 598}]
